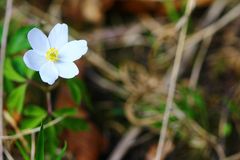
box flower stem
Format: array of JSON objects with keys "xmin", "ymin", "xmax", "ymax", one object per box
[{"xmin": 46, "ymin": 91, "xmax": 53, "ymax": 115}]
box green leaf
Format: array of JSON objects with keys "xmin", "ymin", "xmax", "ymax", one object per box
[
  {"xmin": 177, "ymin": 87, "xmax": 207, "ymax": 124},
  {"xmin": 45, "ymin": 126, "xmax": 58, "ymax": 157},
  {"xmin": 68, "ymin": 78, "xmax": 92, "ymax": 108},
  {"xmin": 78, "ymin": 80, "xmax": 92, "ymax": 108},
  {"xmin": 163, "ymin": 0, "xmax": 180, "ymax": 22},
  {"xmin": 223, "ymin": 122, "xmax": 232, "ymax": 137},
  {"xmin": 15, "ymin": 141, "xmax": 30, "ymax": 160},
  {"xmin": 4, "ymin": 58, "xmax": 26, "ymax": 82},
  {"xmin": 53, "ymin": 107, "xmax": 78, "ymax": 117},
  {"xmin": 67, "ymin": 79, "xmax": 82, "ymax": 104},
  {"xmin": 227, "ymin": 100, "xmax": 240, "ymax": 118},
  {"xmin": 23, "ymin": 105, "xmax": 47, "ymax": 117},
  {"xmin": 56, "ymin": 142, "xmax": 67, "ymax": 160},
  {"xmin": 111, "ymin": 107, "xmax": 124, "ymax": 117},
  {"xmin": 36, "ymin": 123, "xmax": 44, "ymax": 160},
  {"xmin": 21, "ymin": 117, "xmax": 46, "ymax": 130},
  {"xmin": 61, "ymin": 117, "xmax": 88, "ymax": 131},
  {"xmin": 7, "ymin": 26, "xmax": 33, "ymax": 55},
  {"xmin": 21, "ymin": 105, "xmax": 47, "ymax": 129},
  {"xmin": 12, "ymin": 56, "xmax": 34, "ymax": 79},
  {"xmin": 7, "ymin": 84, "xmax": 27, "ymax": 114},
  {"xmin": 4, "ymin": 77, "xmax": 14, "ymax": 94}
]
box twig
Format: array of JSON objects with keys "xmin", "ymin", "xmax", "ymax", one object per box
[
  {"xmin": 86, "ymin": 51, "xmax": 120, "ymax": 81},
  {"xmin": 0, "ymin": 0, "xmax": 13, "ymax": 159},
  {"xmin": 189, "ymin": 0, "xmax": 228, "ymax": 89},
  {"xmin": 3, "ymin": 111, "xmax": 29, "ymax": 151},
  {"xmin": 165, "ymin": 0, "xmax": 240, "ymax": 83},
  {"xmin": 107, "ymin": 127, "xmax": 141, "ymax": 160},
  {"xmin": 225, "ymin": 152, "xmax": 240, "ymax": 160},
  {"xmin": 0, "ymin": 116, "xmax": 65, "ymax": 140},
  {"xmin": 87, "ymin": 69, "xmax": 128, "ymax": 98},
  {"xmin": 154, "ymin": 0, "xmax": 196, "ymax": 160},
  {"xmin": 31, "ymin": 133, "xmax": 35, "ymax": 160},
  {"xmin": 167, "ymin": 104, "xmax": 225, "ymax": 159},
  {"xmin": 186, "ymin": 2, "xmax": 240, "ymax": 50},
  {"xmin": 199, "ymin": 0, "xmax": 229, "ymax": 27},
  {"xmin": 189, "ymin": 37, "xmax": 212, "ymax": 89},
  {"xmin": 3, "ymin": 148, "xmax": 14, "ymax": 160},
  {"xmin": 182, "ymin": 115, "xmax": 226, "ymax": 159}
]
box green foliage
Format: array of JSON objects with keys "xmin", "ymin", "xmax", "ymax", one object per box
[
  {"xmin": 53, "ymin": 107, "xmax": 78, "ymax": 117},
  {"xmin": 67, "ymin": 79, "xmax": 82, "ymax": 104},
  {"xmin": 7, "ymin": 84, "xmax": 27, "ymax": 114},
  {"xmin": 15, "ymin": 141, "xmax": 30, "ymax": 160},
  {"xmin": 56, "ymin": 142, "xmax": 67, "ymax": 160},
  {"xmin": 20, "ymin": 105, "xmax": 47, "ymax": 129},
  {"xmin": 20, "ymin": 117, "xmax": 46, "ymax": 130},
  {"xmin": 163, "ymin": 0, "xmax": 180, "ymax": 22},
  {"xmin": 45, "ymin": 126, "xmax": 59, "ymax": 157},
  {"xmin": 36, "ymin": 123, "xmax": 45, "ymax": 160},
  {"xmin": 52, "ymin": 107, "xmax": 88, "ymax": 139},
  {"xmin": 4, "ymin": 77, "xmax": 14, "ymax": 94},
  {"xmin": 67, "ymin": 78, "xmax": 92, "ymax": 107},
  {"xmin": 227, "ymin": 100, "xmax": 240, "ymax": 119},
  {"xmin": 111, "ymin": 107, "xmax": 124, "ymax": 117},
  {"xmin": 4, "ymin": 25, "xmax": 35, "ymax": 84},
  {"xmin": 152, "ymin": 115, "xmax": 178, "ymax": 129},
  {"xmin": 23, "ymin": 105, "xmax": 47, "ymax": 117},
  {"xmin": 176, "ymin": 87, "xmax": 208, "ymax": 128},
  {"xmin": 12, "ymin": 56, "xmax": 34, "ymax": 79},
  {"xmin": 7, "ymin": 26, "xmax": 33, "ymax": 55},
  {"xmin": 61, "ymin": 117, "xmax": 88, "ymax": 131},
  {"xmin": 137, "ymin": 100, "xmax": 166, "ymax": 116},
  {"xmin": 41, "ymin": 124, "xmax": 68, "ymax": 159},
  {"xmin": 4, "ymin": 58, "xmax": 26, "ymax": 82},
  {"xmin": 222, "ymin": 122, "xmax": 232, "ymax": 137}
]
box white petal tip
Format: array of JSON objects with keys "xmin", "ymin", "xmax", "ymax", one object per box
[
  {"xmin": 41, "ymin": 77, "xmax": 57, "ymax": 85},
  {"xmin": 78, "ymin": 40, "xmax": 88, "ymax": 56},
  {"xmin": 79, "ymin": 40, "xmax": 87, "ymax": 45},
  {"xmin": 39, "ymin": 62, "xmax": 58, "ymax": 85},
  {"xmin": 46, "ymin": 81, "xmax": 55, "ymax": 85}
]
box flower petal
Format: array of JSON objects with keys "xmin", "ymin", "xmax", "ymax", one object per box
[
  {"xmin": 23, "ymin": 50, "xmax": 47, "ymax": 71},
  {"xmin": 48, "ymin": 23, "xmax": 68, "ymax": 49},
  {"xmin": 55, "ymin": 62, "xmax": 79, "ymax": 78},
  {"xmin": 39, "ymin": 62, "xmax": 58, "ymax": 85},
  {"xmin": 28, "ymin": 28, "xmax": 50, "ymax": 53},
  {"xmin": 59, "ymin": 40, "xmax": 88, "ymax": 62}
]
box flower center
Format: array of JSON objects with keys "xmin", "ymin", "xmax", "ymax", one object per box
[{"xmin": 46, "ymin": 48, "xmax": 59, "ymax": 62}]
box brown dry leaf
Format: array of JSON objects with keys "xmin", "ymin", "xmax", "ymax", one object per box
[
  {"xmin": 55, "ymin": 59, "xmax": 107, "ymax": 160},
  {"xmin": 196, "ymin": 0, "xmax": 214, "ymax": 7},
  {"xmin": 62, "ymin": 0, "xmax": 114, "ymax": 26},
  {"xmin": 55, "ymin": 84, "xmax": 107, "ymax": 160},
  {"xmin": 64, "ymin": 125, "xmax": 106, "ymax": 160}
]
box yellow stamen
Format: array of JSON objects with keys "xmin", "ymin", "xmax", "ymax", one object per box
[{"xmin": 46, "ymin": 48, "xmax": 59, "ymax": 62}]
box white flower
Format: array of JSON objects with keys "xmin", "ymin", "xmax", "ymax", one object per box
[{"xmin": 23, "ymin": 23, "xmax": 88, "ymax": 85}]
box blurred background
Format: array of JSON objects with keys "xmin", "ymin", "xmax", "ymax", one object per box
[{"xmin": 2, "ymin": 0, "xmax": 240, "ymax": 159}]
